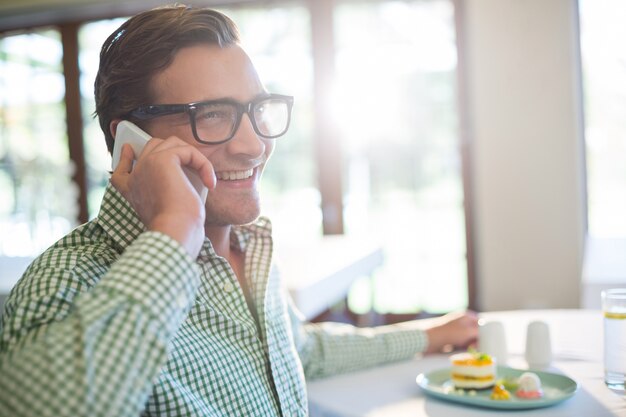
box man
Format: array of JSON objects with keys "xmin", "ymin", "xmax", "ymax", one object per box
[{"xmin": 0, "ymin": 6, "xmax": 477, "ymax": 417}]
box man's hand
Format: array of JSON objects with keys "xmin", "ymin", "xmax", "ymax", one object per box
[
  {"xmin": 111, "ymin": 137, "xmax": 217, "ymax": 258},
  {"xmin": 424, "ymin": 311, "xmax": 479, "ymax": 354}
]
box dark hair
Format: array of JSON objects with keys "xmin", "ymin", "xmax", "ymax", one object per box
[{"xmin": 94, "ymin": 5, "xmax": 240, "ymax": 153}]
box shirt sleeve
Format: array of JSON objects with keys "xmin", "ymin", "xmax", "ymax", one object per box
[
  {"xmin": 0, "ymin": 231, "xmax": 199, "ymax": 417},
  {"xmin": 287, "ymin": 295, "xmax": 430, "ymax": 380}
]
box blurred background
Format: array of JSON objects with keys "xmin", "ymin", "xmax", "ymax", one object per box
[{"xmin": 0, "ymin": 0, "xmax": 623, "ymax": 320}]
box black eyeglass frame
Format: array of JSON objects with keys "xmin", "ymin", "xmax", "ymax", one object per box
[{"xmin": 127, "ymin": 93, "xmax": 294, "ymax": 145}]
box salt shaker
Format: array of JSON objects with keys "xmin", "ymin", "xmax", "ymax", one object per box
[
  {"xmin": 525, "ymin": 320, "xmax": 552, "ymax": 369},
  {"xmin": 478, "ymin": 320, "xmax": 508, "ymax": 365}
]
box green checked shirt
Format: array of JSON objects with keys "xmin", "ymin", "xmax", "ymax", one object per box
[{"xmin": 0, "ymin": 183, "xmax": 429, "ymax": 417}]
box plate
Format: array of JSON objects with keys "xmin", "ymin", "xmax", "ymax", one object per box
[{"xmin": 416, "ymin": 366, "xmax": 578, "ymax": 410}]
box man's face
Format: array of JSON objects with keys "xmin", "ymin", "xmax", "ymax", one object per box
[{"xmin": 147, "ymin": 44, "xmax": 274, "ymax": 227}]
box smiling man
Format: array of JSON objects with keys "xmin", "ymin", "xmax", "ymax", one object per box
[{"xmin": 0, "ymin": 6, "xmax": 477, "ymax": 417}]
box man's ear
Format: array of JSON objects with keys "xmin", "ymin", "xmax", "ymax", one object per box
[{"xmin": 110, "ymin": 119, "xmax": 122, "ymax": 139}]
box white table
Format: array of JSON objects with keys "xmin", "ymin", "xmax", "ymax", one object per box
[{"xmin": 307, "ymin": 309, "xmax": 626, "ymax": 417}]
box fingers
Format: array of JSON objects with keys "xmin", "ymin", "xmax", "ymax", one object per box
[
  {"xmin": 141, "ymin": 136, "xmax": 217, "ymax": 190},
  {"xmin": 179, "ymin": 146, "xmax": 217, "ymax": 190},
  {"xmin": 439, "ymin": 311, "xmax": 480, "ymax": 351}
]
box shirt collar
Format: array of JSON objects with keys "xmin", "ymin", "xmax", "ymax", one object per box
[
  {"xmin": 198, "ymin": 216, "xmax": 273, "ymax": 260},
  {"xmin": 96, "ymin": 182, "xmax": 145, "ymax": 253},
  {"xmin": 231, "ymin": 216, "xmax": 272, "ymax": 252}
]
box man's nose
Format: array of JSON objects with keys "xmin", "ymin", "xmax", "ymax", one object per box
[{"xmin": 226, "ymin": 113, "xmax": 265, "ymax": 158}]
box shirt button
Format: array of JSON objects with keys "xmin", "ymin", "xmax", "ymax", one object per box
[{"xmin": 223, "ymin": 281, "xmax": 235, "ymax": 293}]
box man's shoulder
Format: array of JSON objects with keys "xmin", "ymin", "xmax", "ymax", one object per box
[
  {"xmin": 37, "ymin": 219, "xmax": 117, "ymax": 270},
  {"xmin": 10, "ymin": 219, "xmax": 118, "ymax": 307},
  {"xmin": 0, "ymin": 220, "xmax": 120, "ymax": 351}
]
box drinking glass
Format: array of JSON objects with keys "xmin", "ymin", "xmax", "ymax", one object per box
[{"xmin": 602, "ymin": 288, "xmax": 626, "ymax": 393}]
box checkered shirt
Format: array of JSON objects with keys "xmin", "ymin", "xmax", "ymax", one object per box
[{"xmin": 0, "ymin": 183, "xmax": 428, "ymax": 417}]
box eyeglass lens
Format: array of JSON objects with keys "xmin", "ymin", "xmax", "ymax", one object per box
[
  {"xmin": 193, "ymin": 98, "xmax": 290, "ymax": 143},
  {"xmin": 194, "ymin": 103, "xmax": 238, "ymax": 142}
]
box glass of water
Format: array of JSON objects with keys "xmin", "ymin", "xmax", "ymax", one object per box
[{"xmin": 602, "ymin": 289, "xmax": 626, "ymax": 393}]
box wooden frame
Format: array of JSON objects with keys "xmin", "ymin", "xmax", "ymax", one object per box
[
  {"xmin": 453, "ymin": 0, "xmax": 478, "ymax": 310},
  {"xmin": 309, "ymin": 0, "xmax": 344, "ymax": 235},
  {"xmin": 60, "ymin": 22, "xmax": 89, "ymax": 224}
]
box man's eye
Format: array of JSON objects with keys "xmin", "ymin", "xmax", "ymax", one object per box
[
  {"xmin": 199, "ymin": 110, "xmax": 226, "ymax": 119},
  {"xmin": 196, "ymin": 104, "xmax": 236, "ymax": 122}
]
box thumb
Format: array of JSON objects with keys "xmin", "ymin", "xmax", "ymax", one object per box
[{"xmin": 115, "ymin": 143, "xmax": 135, "ymax": 174}]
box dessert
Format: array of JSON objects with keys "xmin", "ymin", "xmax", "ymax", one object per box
[
  {"xmin": 516, "ymin": 372, "xmax": 544, "ymax": 399},
  {"xmin": 496, "ymin": 377, "xmax": 519, "ymax": 392},
  {"xmin": 490, "ymin": 384, "xmax": 511, "ymax": 400},
  {"xmin": 450, "ymin": 351, "xmax": 497, "ymax": 389}
]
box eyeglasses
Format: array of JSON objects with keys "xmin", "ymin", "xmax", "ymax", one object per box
[{"xmin": 128, "ymin": 93, "xmax": 294, "ymax": 145}]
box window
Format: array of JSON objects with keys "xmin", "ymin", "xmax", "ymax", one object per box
[
  {"xmin": 0, "ymin": 1, "xmax": 470, "ymax": 316},
  {"xmin": 0, "ymin": 29, "xmax": 75, "ymax": 256},
  {"xmin": 579, "ymin": 0, "xmax": 626, "ymax": 237},
  {"xmin": 335, "ymin": 0, "xmax": 468, "ymax": 314},
  {"xmin": 79, "ymin": 18, "xmax": 128, "ymax": 218}
]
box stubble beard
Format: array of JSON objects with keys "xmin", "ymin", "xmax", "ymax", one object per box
[{"xmin": 203, "ymin": 189, "xmax": 262, "ymax": 227}]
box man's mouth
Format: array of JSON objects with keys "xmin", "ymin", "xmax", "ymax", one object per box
[{"xmin": 215, "ymin": 168, "xmax": 255, "ymax": 181}]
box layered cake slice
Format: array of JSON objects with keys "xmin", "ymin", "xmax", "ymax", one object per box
[{"xmin": 450, "ymin": 351, "xmax": 497, "ymax": 389}]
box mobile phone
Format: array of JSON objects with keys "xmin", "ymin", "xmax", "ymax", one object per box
[{"xmin": 111, "ymin": 120, "xmax": 208, "ymax": 203}]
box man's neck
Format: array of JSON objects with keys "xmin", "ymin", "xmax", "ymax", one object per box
[
  {"xmin": 204, "ymin": 224, "xmax": 232, "ymax": 258},
  {"xmin": 205, "ymin": 223, "xmax": 248, "ymax": 296}
]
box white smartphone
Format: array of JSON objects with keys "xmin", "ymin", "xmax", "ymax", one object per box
[{"xmin": 111, "ymin": 120, "xmax": 208, "ymax": 203}]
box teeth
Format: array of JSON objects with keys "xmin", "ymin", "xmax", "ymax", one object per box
[{"xmin": 216, "ymin": 168, "xmax": 254, "ymax": 181}]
